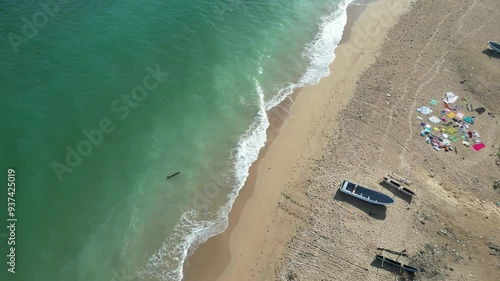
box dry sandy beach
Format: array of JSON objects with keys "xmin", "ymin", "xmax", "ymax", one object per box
[{"xmin": 184, "ymin": 0, "xmax": 500, "ymax": 280}]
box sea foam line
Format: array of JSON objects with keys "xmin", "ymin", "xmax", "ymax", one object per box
[
  {"xmin": 140, "ymin": 1, "xmax": 353, "ymax": 280},
  {"xmin": 267, "ymin": 0, "xmax": 352, "ymax": 110}
]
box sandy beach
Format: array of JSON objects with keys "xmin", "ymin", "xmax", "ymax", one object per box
[{"xmin": 183, "ymin": 0, "xmax": 500, "ymax": 280}]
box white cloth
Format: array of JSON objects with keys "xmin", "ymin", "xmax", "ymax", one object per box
[
  {"xmin": 417, "ymin": 106, "xmax": 433, "ymax": 115},
  {"xmin": 428, "ymin": 116, "xmax": 441, "ymax": 124},
  {"xmin": 442, "ymin": 92, "xmax": 459, "ymax": 104}
]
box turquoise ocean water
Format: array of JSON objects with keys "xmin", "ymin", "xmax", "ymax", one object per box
[{"xmin": 0, "ymin": 0, "xmax": 351, "ymax": 280}]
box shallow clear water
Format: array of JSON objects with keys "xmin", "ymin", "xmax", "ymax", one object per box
[{"xmin": 0, "ymin": 0, "xmax": 350, "ymax": 280}]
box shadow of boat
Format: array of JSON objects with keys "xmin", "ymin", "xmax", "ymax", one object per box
[
  {"xmin": 379, "ymin": 181, "xmax": 413, "ymax": 204},
  {"xmin": 370, "ymin": 258, "xmax": 416, "ymax": 280},
  {"xmin": 333, "ymin": 188, "xmax": 387, "ymax": 220},
  {"xmin": 482, "ymin": 49, "xmax": 500, "ymax": 59}
]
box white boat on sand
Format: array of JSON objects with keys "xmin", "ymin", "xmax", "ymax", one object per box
[{"xmin": 339, "ymin": 180, "xmax": 394, "ymax": 206}]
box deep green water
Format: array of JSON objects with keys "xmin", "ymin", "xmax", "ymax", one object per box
[{"xmin": 0, "ymin": 0, "xmax": 349, "ymax": 280}]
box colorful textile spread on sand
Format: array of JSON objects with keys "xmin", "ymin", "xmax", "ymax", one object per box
[
  {"xmin": 472, "ymin": 143, "xmax": 486, "ymax": 151},
  {"xmin": 415, "ymin": 93, "xmax": 494, "ymax": 153}
]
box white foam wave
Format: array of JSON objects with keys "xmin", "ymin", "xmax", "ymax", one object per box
[
  {"xmin": 267, "ymin": 0, "xmax": 352, "ymax": 109},
  {"xmin": 138, "ymin": 210, "xmax": 224, "ymax": 280},
  {"xmin": 232, "ymin": 80, "xmax": 269, "ymax": 190},
  {"xmin": 140, "ymin": 1, "xmax": 354, "ymax": 280},
  {"xmin": 139, "ymin": 80, "xmax": 269, "ymax": 281}
]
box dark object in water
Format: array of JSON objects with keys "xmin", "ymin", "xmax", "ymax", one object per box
[
  {"xmin": 339, "ymin": 180, "xmax": 394, "ymax": 205},
  {"xmin": 474, "ymin": 107, "xmax": 485, "ymax": 115},
  {"xmin": 167, "ymin": 172, "xmax": 180, "ymax": 179},
  {"xmin": 376, "ymin": 255, "xmax": 418, "ymax": 273},
  {"xmin": 377, "ymin": 247, "xmax": 409, "ymax": 257}
]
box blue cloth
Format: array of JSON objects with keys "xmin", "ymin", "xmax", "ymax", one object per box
[{"xmin": 417, "ymin": 106, "xmax": 433, "ymax": 115}]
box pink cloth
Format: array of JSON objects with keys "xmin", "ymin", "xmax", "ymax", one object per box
[
  {"xmin": 472, "ymin": 143, "xmax": 486, "ymax": 151},
  {"xmin": 456, "ymin": 112, "xmax": 464, "ymax": 120}
]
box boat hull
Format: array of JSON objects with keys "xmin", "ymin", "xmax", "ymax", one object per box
[
  {"xmin": 340, "ymin": 180, "xmax": 394, "ymax": 205},
  {"xmin": 383, "ymin": 176, "xmax": 416, "ymax": 196},
  {"xmin": 400, "ymin": 187, "xmax": 416, "ymax": 196},
  {"xmin": 488, "ymin": 41, "xmax": 500, "ymax": 53},
  {"xmin": 376, "ymin": 255, "xmax": 418, "ymax": 273}
]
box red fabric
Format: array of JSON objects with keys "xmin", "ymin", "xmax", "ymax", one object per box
[{"xmin": 472, "ymin": 143, "xmax": 486, "ymax": 151}]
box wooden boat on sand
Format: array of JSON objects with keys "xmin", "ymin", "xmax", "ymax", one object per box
[
  {"xmin": 339, "ymin": 180, "xmax": 394, "ymax": 206},
  {"xmin": 376, "ymin": 254, "xmax": 418, "ymax": 273},
  {"xmin": 383, "ymin": 175, "xmax": 416, "ymax": 196},
  {"xmin": 377, "ymin": 247, "xmax": 409, "ymax": 257}
]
